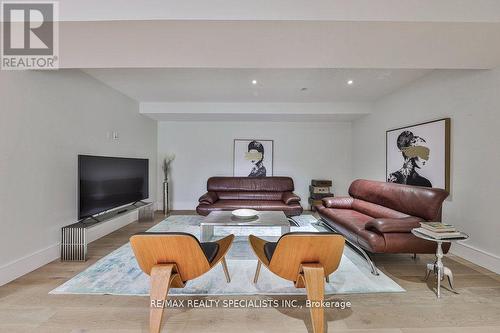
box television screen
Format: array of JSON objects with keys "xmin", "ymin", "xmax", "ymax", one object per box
[{"xmin": 78, "ymin": 155, "xmax": 149, "ymax": 219}]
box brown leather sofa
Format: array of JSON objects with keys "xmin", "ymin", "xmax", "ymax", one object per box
[
  {"xmin": 196, "ymin": 177, "xmax": 303, "ymax": 217},
  {"xmin": 315, "ymin": 179, "xmax": 449, "ymax": 274}
]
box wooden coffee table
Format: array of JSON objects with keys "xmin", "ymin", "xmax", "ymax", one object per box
[{"xmin": 200, "ymin": 211, "xmax": 291, "ymax": 242}]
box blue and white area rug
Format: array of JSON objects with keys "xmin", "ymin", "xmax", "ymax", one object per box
[{"xmin": 50, "ymin": 215, "xmax": 404, "ymax": 296}]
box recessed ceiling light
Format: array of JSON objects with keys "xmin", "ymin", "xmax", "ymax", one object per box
[
  {"xmin": 347, "ymin": 80, "xmax": 354, "ymax": 85},
  {"xmin": 251, "ymin": 79, "xmax": 258, "ymax": 85}
]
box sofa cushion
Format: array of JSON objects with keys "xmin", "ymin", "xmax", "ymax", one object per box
[
  {"xmin": 207, "ymin": 177, "xmax": 294, "ymax": 192},
  {"xmin": 196, "ymin": 200, "xmax": 303, "ymax": 217},
  {"xmin": 348, "ymin": 179, "xmax": 448, "ymax": 221},
  {"xmin": 320, "ymin": 208, "xmax": 374, "ymax": 234},
  {"xmin": 216, "ymin": 191, "xmax": 283, "ymax": 201},
  {"xmin": 351, "ymin": 199, "xmax": 409, "ymax": 219},
  {"xmin": 204, "ymin": 200, "xmax": 296, "ymax": 210},
  {"xmin": 365, "ymin": 216, "xmax": 423, "ymax": 233}
]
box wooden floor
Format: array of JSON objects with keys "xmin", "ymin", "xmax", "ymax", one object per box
[{"xmin": 1, "ymin": 211, "xmax": 499, "ymax": 333}]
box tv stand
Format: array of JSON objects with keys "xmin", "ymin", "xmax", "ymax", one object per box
[
  {"xmin": 84, "ymin": 216, "xmax": 101, "ymax": 224},
  {"xmin": 61, "ymin": 201, "xmax": 154, "ymax": 261}
]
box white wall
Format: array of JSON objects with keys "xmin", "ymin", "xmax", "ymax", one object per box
[
  {"xmin": 352, "ymin": 69, "xmax": 500, "ymax": 273},
  {"xmin": 158, "ymin": 121, "xmax": 352, "ymax": 210},
  {"xmin": 0, "ymin": 70, "xmax": 157, "ymax": 286}
]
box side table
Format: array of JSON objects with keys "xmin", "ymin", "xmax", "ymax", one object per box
[{"xmin": 411, "ymin": 229, "xmax": 469, "ymax": 298}]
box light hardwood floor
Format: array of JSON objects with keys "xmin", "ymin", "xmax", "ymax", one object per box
[{"xmin": 0, "ymin": 211, "xmax": 499, "ymax": 333}]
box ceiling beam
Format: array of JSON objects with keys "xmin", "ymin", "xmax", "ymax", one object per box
[
  {"xmin": 60, "ymin": 20, "xmax": 500, "ymax": 69},
  {"xmin": 140, "ymin": 102, "xmax": 370, "ymax": 122}
]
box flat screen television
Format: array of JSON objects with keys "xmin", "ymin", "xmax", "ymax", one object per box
[{"xmin": 78, "ymin": 155, "xmax": 149, "ymax": 220}]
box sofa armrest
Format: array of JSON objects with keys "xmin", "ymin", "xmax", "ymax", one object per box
[
  {"xmin": 198, "ymin": 191, "xmax": 218, "ymax": 205},
  {"xmin": 322, "ymin": 196, "xmax": 354, "ymax": 209},
  {"xmin": 282, "ymin": 192, "xmax": 301, "ymax": 205},
  {"xmin": 365, "ymin": 216, "xmax": 423, "ymax": 233}
]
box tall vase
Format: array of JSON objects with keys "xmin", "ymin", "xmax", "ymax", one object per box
[{"xmin": 163, "ymin": 180, "xmax": 169, "ymax": 215}]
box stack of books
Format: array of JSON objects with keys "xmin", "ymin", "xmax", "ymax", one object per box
[
  {"xmin": 308, "ymin": 179, "xmax": 333, "ymax": 211},
  {"xmin": 414, "ymin": 222, "xmax": 462, "ymax": 239}
]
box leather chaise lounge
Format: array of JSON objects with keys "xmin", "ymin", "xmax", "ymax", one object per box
[
  {"xmin": 315, "ymin": 179, "xmax": 449, "ymax": 275},
  {"xmin": 196, "ymin": 176, "xmax": 303, "ymax": 217}
]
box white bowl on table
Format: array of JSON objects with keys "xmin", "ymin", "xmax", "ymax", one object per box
[{"xmin": 231, "ymin": 209, "xmax": 259, "ymax": 219}]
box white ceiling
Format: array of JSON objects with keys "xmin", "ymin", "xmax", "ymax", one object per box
[
  {"xmin": 139, "ymin": 102, "xmax": 371, "ymax": 122},
  {"xmin": 62, "ymin": 1, "xmax": 500, "ymax": 121},
  {"xmin": 34, "ymin": 1, "xmax": 500, "ymax": 69},
  {"xmin": 61, "ymin": 20, "xmax": 500, "ymax": 69},
  {"xmin": 56, "ymin": 0, "xmax": 500, "ymax": 22},
  {"xmin": 84, "ymin": 68, "xmax": 431, "ymax": 103}
]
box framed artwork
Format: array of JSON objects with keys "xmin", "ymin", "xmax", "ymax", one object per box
[
  {"xmin": 386, "ymin": 118, "xmax": 450, "ymax": 192},
  {"xmin": 233, "ymin": 139, "xmax": 274, "ymax": 177}
]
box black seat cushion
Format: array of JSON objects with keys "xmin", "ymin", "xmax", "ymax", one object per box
[
  {"xmin": 263, "ymin": 232, "xmax": 335, "ymax": 262},
  {"xmin": 200, "ymin": 242, "xmax": 219, "ymax": 263},
  {"xmin": 133, "ymin": 232, "xmax": 220, "ymax": 263},
  {"xmin": 264, "ymin": 242, "xmax": 278, "ymax": 261}
]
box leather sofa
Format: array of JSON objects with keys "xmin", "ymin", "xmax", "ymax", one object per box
[
  {"xmin": 315, "ymin": 179, "xmax": 450, "ymax": 256},
  {"xmin": 196, "ymin": 177, "xmax": 303, "ymax": 217}
]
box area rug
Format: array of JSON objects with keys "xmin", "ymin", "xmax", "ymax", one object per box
[{"xmin": 50, "ymin": 215, "xmax": 404, "ymax": 296}]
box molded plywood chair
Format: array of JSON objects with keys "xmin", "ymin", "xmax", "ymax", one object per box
[
  {"xmin": 130, "ymin": 232, "xmax": 234, "ymax": 333},
  {"xmin": 249, "ymin": 232, "xmax": 345, "ymax": 333}
]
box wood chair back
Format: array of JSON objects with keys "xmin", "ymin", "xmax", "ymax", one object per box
[
  {"xmin": 130, "ymin": 232, "xmax": 211, "ymax": 281},
  {"xmin": 268, "ymin": 233, "xmax": 345, "ymax": 281}
]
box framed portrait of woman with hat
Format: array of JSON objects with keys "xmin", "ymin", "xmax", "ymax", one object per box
[
  {"xmin": 233, "ymin": 139, "xmax": 274, "ymax": 177},
  {"xmin": 386, "ymin": 118, "xmax": 450, "ymax": 192}
]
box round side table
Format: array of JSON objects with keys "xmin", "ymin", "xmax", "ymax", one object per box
[{"xmin": 411, "ymin": 229, "xmax": 469, "ymax": 298}]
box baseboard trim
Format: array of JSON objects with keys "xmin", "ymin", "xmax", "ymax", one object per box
[
  {"xmin": 0, "ymin": 242, "xmax": 60, "ymax": 287},
  {"xmin": 1, "ymin": 210, "xmax": 141, "ymax": 287},
  {"xmin": 450, "ymin": 241, "xmax": 500, "ymax": 274}
]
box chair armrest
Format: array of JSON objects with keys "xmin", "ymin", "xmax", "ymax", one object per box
[
  {"xmin": 322, "ymin": 196, "xmax": 353, "ymax": 209},
  {"xmin": 365, "ymin": 217, "xmax": 423, "ymax": 233},
  {"xmin": 282, "ymin": 192, "xmax": 301, "ymax": 205},
  {"xmin": 198, "ymin": 191, "xmax": 218, "ymax": 205}
]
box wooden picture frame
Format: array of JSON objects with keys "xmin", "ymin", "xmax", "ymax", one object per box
[{"xmin": 386, "ymin": 118, "xmax": 450, "ymax": 192}]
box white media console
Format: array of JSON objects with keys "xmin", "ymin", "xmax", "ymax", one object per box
[{"xmin": 61, "ymin": 201, "xmax": 154, "ymax": 261}]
